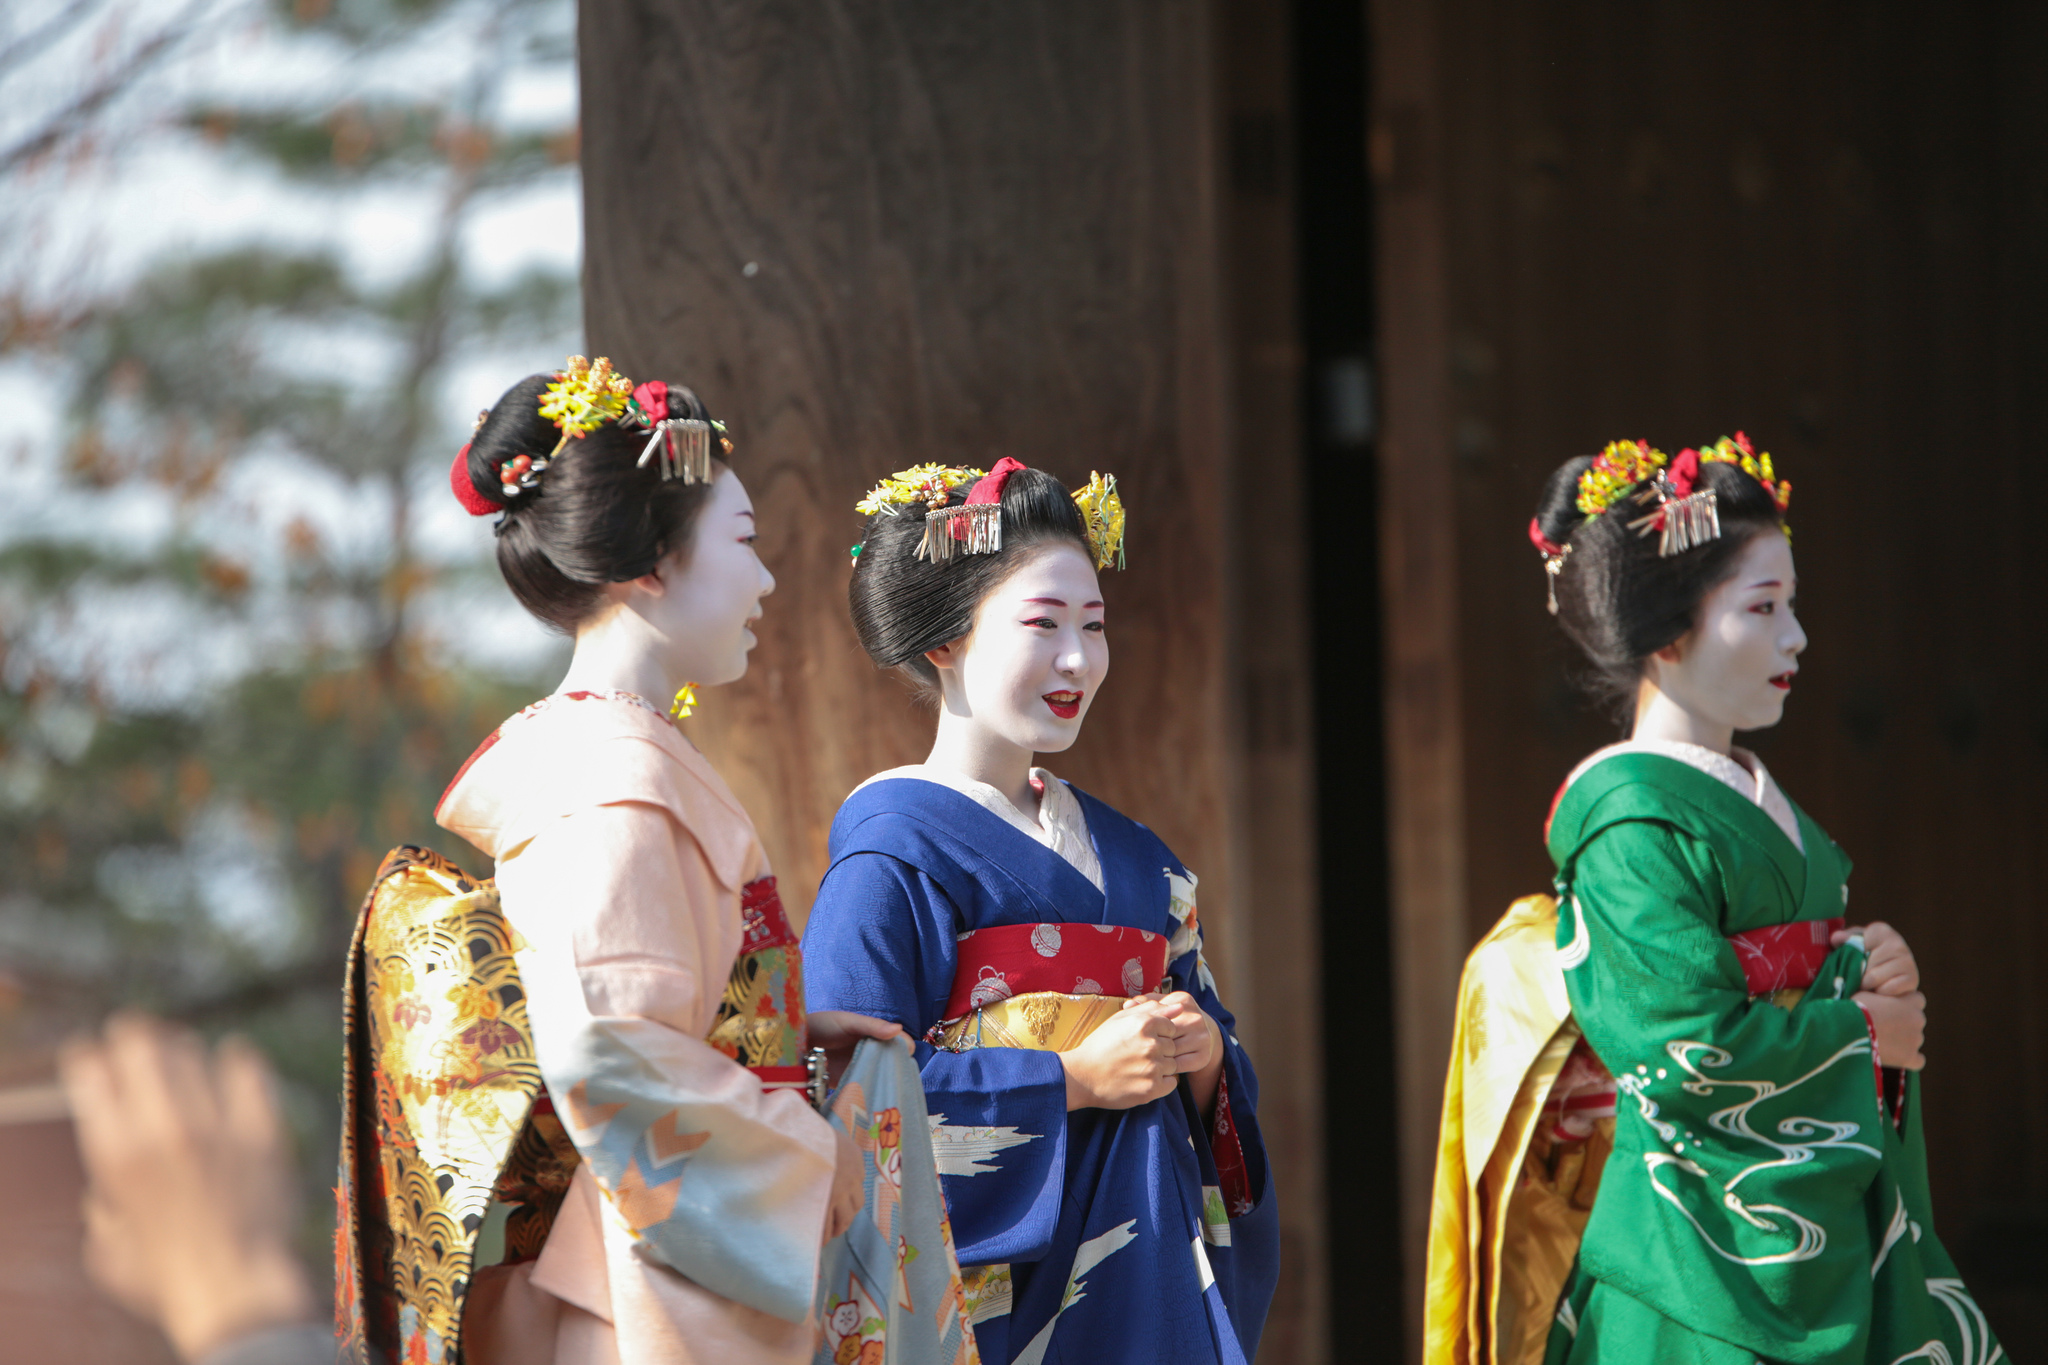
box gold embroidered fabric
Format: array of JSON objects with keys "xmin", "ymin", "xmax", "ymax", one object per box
[
  {"xmin": 335, "ymin": 847, "xmax": 559, "ymax": 1365},
  {"xmin": 931, "ymin": 990, "xmax": 1125, "ymax": 1054},
  {"xmin": 1422, "ymin": 895, "xmax": 1609, "ymax": 1365}
]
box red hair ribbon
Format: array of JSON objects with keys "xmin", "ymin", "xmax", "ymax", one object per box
[
  {"xmin": 1528, "ymin": 517, "xmax": 1565, "ymax": 558},
  {"xmin": 632, "ymin": 380, "xmax": 669, "ymax": 424},
  {"xmin": 450, "ymin": 443, "xmax": 505, "ymax": 517},
  {"xmin": 1667, "ymin": 446, "xmax": 1701, "ymax": 501},
  {"xmin": 951, "ymin": 456, "xmax": 1028, "ymax": 539},
  {"xmin": 965, "ymin": 457, "xmax": 1028, "ymax": 506}
]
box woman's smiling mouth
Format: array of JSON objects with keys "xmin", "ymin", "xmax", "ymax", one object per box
[
  {"xmin": 1043, "ymin": 690, "xmax": 1083, "ymax": 719},
  {"xmin": 1769, "ymin": 672, "xmax": 1795, "ymax": 691}
]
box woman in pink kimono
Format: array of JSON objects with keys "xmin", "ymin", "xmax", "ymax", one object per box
[{"xmin": 416, "ymin": 360, "xmax": 893, "ymax": 1364}]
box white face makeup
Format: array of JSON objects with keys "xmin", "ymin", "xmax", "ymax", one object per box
[
  {"xmin": 644, "ymin": 467, "xmax": 775, "ymax": 686},
  {"xmin": 930, "ymin": 541, "xmax": 1109, "ymax": 756},
  {"xmin": 1647, "ymin": 529, "xmax": 1806, "ymax": 734}
]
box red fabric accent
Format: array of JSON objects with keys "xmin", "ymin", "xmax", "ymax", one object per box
[
  {"xmin": 1667, "ymin": 445, "xmax": 1702, "ymax": 500},
  {"xmin": 1857, "ymin": 1000, "xmax": 1887, "ymax": 1114},
  {"xmin": 748, "ymin": 1065, "xmax": 810, "ymax": 1088},
  {"xmin": 1542, "ymin": 777, "xmax": 1571, "ymax": 844},
  {"xmin": 1528, "ymin": 516, "xmax": 1565, "ymax": 558},
  {"xmin": 740, "ymin": 876, "xmax": 797, "ymax": 954},
  {"xmin": 1541, "ymin": 1036, "xmax": 1618, "ymax": 1142},
  {"xmin": 1208, "ymin": 1070, "xmax": 1254, "ymax": 1217},
  {"xmin": 632, "ymin": 380, "xmax": 669, "ymax": 423},
  {"xmin": 450, "ymin": 442, "xmax": 504, "ymax": 516},
  {"xmin": 1727, "ymin": 916, "xmax": 1844, "ymax": 997},
  {"xmin": 436, "ymin": 725, "xmax": 504, "ymax": 815},
  {"xmin": 944, "ymin": 922, "xmax": 1169, "ymax": 1018},
  {"xmin": 964, "ymin": 456, "xmax": 1029, "ymax": 506}
]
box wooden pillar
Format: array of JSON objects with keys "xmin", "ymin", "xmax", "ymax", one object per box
[
  {"xmin": 1366, "ymin": 0, "xmax": 1466, "ymax": 1341},
  {"xmin": 1218, "ymin": 4, "xmax": 1326, "ymax": 1360},
  {"xmin": 579, "ymin": 2, "xmax": 1325, "ymax": 1357}
]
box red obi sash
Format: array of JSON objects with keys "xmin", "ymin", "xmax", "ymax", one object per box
[
  {"xmin": 944, "ymin": 922, "xmax": 1169, "ymax": 1017},
  {"xmin": 941, "ymin": 921, "xmax": 1254, "ymax": 1220},
  {"xmin": 1729, "ymin": 915, "xmax": 1844, "ymax": 997}
]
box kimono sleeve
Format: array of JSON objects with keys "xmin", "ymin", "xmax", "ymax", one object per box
[
  {"xmin": 1559, "ymin": 820, "xmax": 1885, "ymax": 1220},
  {"xmin": 497, "ymin": 800, "xmax": 836, "ymax": 1324},
  {"xmin": 1163, "ymin": 869, "xmax": 1269, "ymax": 1220},
  {"xmin": 803, "ymin": 851, "xmax": 1070, "ymax": 1266}
]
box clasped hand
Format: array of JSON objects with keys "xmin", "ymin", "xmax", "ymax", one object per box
[
  {"xmin": 1835, "ymin": 920, "xmax": 1927, "ymax": 1071},
  {"xmin": 1060, "ymin": 990, "xmax": 1220, "ymax": 1111}
]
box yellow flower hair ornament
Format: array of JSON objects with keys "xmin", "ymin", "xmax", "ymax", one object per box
[
  {"xmin": 1072, "ymin": 471, "xmax": 1126, "ymax": 571},
  {"xmin": 855, "ymin": 465, "xmax": 986, "ymax": 519},
  {"xmin": 1697, "ymin": 431, "xmax": 1791, "ymax": 518},
  {"xmin": 1574, "ymin": 439, "xmax": 1668, "ymax": 520},
  {"xmin": 539, "ymin": 355, "xmax": 634, "ymax": 455}
]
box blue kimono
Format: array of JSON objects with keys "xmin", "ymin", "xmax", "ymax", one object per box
[{"xmin": 802, "ymin": 776, "xmax": 1281, "ymax": 1365}]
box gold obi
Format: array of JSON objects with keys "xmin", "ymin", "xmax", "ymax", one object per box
[{"xmin": 932, "ymin": 990, "xmax": 1128, "ymax": 1053}]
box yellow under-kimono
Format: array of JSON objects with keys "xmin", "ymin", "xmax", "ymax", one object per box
[{"xmin": 1421, "ymin": 895, "xmax": 1612, "ymax": 1365}]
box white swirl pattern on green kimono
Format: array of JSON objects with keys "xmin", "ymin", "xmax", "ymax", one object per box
[{"xmin": 1620, "ymin": 1035, "xmax": 1881, "ymax": 1266}]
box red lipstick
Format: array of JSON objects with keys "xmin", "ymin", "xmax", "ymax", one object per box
[
  {"xmin": 1769, "ymin": 673, "xmax": 1794, "ymax": 691},
  {"xmin": 1044, "ymin": 690, "xmax": 1083, "ymax": 719}
]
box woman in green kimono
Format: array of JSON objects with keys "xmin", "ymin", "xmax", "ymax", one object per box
[{"xmin": 1527, "ymin": 437, "xmax": 2002, "ymax": 1363}]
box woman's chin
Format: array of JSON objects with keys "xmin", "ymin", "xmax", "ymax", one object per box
[{"xmin": 1021, "ymin": 720, "xmax": 1083, "ymax": 754}]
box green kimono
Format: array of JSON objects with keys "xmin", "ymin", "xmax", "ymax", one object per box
[{"xmin": 1543, "ymin": 749, "xmax": 2001, "ymax": 1365}]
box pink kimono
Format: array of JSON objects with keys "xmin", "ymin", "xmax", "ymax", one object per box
[{"xmin": 436, "ymin": 691, "xmax": 836, "ymax": 1365}]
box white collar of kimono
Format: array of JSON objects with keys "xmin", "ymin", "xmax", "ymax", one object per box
[
  {"xmin": 856, "ymin": 764, "xmax": 1104, "ymax": 891},
  {"xmin": 1566, "ymin": 739, "xmax": 1803, "ymax": 854}
]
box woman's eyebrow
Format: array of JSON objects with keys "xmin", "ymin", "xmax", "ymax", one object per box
[
  {"xmin": 1021, "ymin": 596, "xmax": 1067, "ymax": 607},
  {"xmin": 1748, "ymin": 578, "xmax": 1784, "ymax": 589}
]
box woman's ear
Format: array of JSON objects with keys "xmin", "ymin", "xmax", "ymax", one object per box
[{"xmin": 924, "ymin": 641, "xmax": 958, "ymax": 673}]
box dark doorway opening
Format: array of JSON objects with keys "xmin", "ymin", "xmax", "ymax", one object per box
[{"xmin": 1296, "ymin": 0, "xmax": 1405, "ymax": 1358}]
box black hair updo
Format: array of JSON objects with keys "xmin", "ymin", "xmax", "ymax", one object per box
[
  {"xmin": 1534, "ymin": 448, "xmax": 1789, "ymax": 718},
  {"xmin": 849, "ymin": 466, "xmax": 1093, "ymax": 697},
  {"xmin": 465, "ymin": 372, "xmax": 725, "ymax": 633}
]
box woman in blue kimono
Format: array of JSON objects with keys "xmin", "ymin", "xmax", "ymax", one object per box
[{"xmin": 801, "ymin": 460, "xmax": 1279, "ymax": 1365}]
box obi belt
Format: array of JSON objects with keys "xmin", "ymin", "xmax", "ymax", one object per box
[{"xmin": 923, "ymin": 920, "xmax": 1253, "ymax": 1244}]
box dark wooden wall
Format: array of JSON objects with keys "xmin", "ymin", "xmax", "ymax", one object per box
[
  {"xmin": 579, "ymin": 2, "xmax": 1326, "ymax": 1359},
  {"xmin": 1373, "ymin": 0, "xmax": 2048, "ymax": 1351}
]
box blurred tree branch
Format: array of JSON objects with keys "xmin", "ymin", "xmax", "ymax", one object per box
[{"xmin": 0, "ymin": 0, "xmax": 225, "ymax": 176}]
